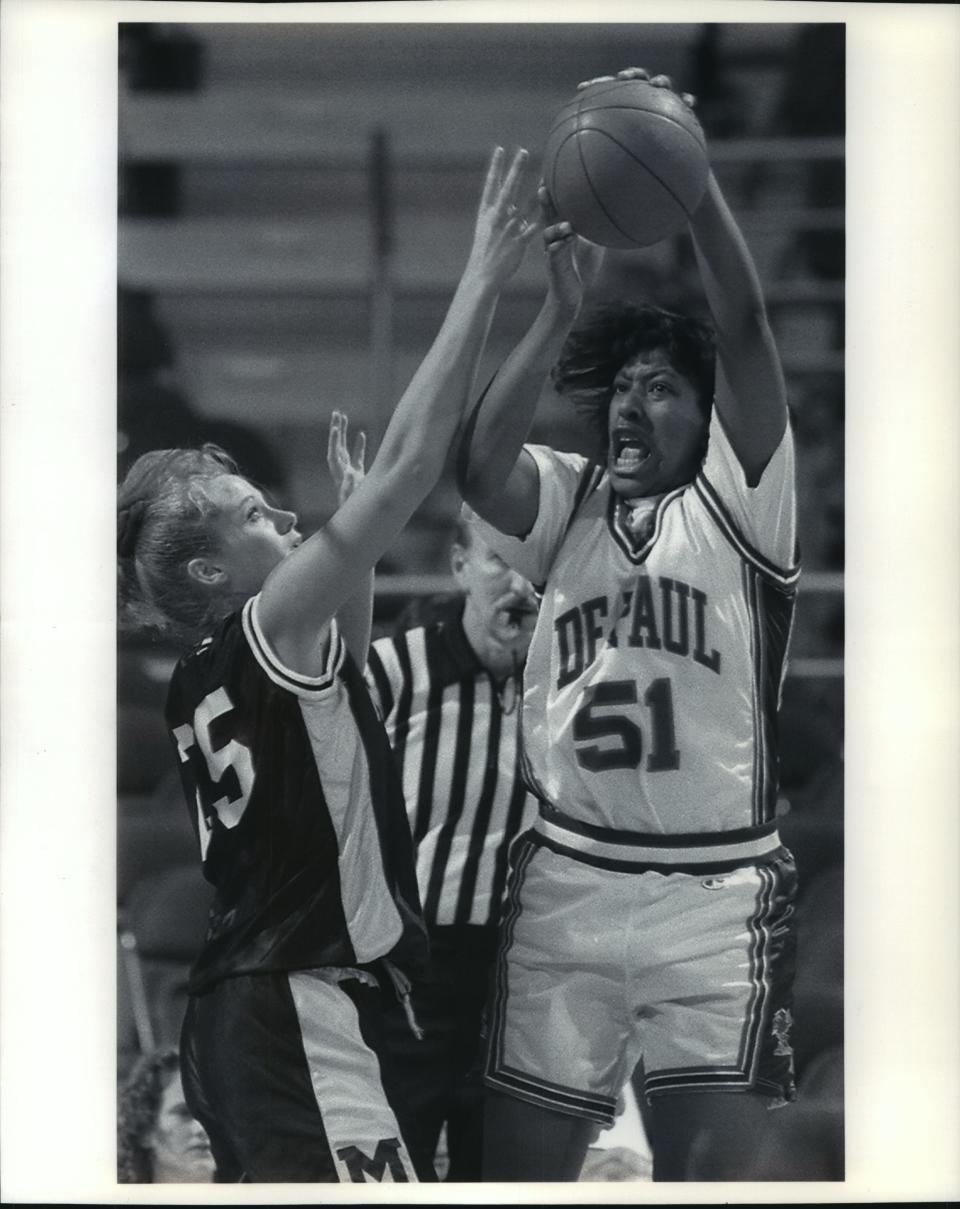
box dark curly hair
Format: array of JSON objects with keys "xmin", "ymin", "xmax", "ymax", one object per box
[
  {"xmin": 117, "ymin": 1047, "xmax": 181, "ymax": 1183},
  {"xmin": 551, "ymin": 302, "xmax": 716, "ymax": 448}
]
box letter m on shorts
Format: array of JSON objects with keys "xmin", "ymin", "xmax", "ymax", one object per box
[{"xmin": 336, "ymin": 1137, "xmax": 410, "ymax": 1182}]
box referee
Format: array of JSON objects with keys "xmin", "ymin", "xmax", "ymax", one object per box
[{"xmin": 364, "ymin": 510, "xmax": 540, "ymax": 1180}]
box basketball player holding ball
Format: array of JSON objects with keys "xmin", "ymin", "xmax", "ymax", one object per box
[{"xmin": 458, "ymin": 70, "xmax": 800, "ymax": 1182}]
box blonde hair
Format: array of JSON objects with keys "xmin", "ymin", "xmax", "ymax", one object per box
[{"xmin": 118, "ymin": 444, "xmax": 239, "ymax": 647}]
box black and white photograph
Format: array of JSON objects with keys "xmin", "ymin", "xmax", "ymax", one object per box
[{"xmin": 1, "ymin": 1, "xmax": 958, "ymax": 1202}]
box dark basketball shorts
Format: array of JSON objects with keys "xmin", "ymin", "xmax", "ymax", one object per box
[
  {"xmin": 180, "ymin": 966, "xmax": 433, "ymax": 1182},
  {"xmin": 484, "ymin": 811, "xmax": 798, "ymax": 1128}
]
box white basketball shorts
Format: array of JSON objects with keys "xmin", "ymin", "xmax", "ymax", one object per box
[{"xmin": 484, "ymin": 808, "xmax": 798, "ymax": 1127}]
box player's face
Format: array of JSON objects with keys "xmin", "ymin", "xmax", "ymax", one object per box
[
  {"xmin": 453, "ymin": 535, "xmax": 539, "ymax": 651},
  {"xmin": 149, "ymin": 1071, "xmax": 215, "ymax": 1183},
  {"xmin": 606, "ymin": 349, "xmax": 708, "ymax": 498},
  {"xmin": 205, "ymin": 474, "xmax": 302, "ymax": 596}
]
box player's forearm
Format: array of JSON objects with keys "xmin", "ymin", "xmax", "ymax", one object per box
[
  {"xmin": 374, "ymin": 272, "xmax": 502, "ymax": 494},
  {"xmin": 259, "ymin": 276, "xmax": 500, "ymax": 671},
  {"xmin": 688, "ymin": 172, "xmax": 770, "ymax": 337},
  {"xmin": 458, "ymin": 296, "xmax": 574, "ymax": 503},
  {"xmin": 689, "ymin": 170, "xmax": 788, "ymax": 477}
]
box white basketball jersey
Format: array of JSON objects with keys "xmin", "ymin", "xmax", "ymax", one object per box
[{"xmin": 473, "ymin": 411, "xmax": 799, "ymax": 835}]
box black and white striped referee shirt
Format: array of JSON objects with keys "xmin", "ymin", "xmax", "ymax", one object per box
[{"xmin": 365, "ymin": 599, "xmax": 538, "ymax": 931}]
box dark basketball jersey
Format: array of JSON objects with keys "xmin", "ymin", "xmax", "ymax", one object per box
[{"xmin": 165, "ymin": 595, "xmax": 428, "ymax": 994}]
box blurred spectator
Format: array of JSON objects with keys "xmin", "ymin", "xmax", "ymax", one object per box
[{"xmin": 118, "ymin": 1048, "xmax": 215, "ymax": 1183}]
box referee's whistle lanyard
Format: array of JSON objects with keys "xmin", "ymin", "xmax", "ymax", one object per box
[
  {"xmin": 493, "ymin": 651, "xmax": 523, "ymax": 716},
  {"xmin": 382, "ymin": 959, "xmax": 425, "ymax": 1041}
]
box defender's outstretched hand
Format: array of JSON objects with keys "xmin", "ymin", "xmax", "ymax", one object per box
[
  {"xmin": 465, "ymin": 146, "xmax": 542, "ymax": 286},
  {"xmin": 576, "ymin": 65, "xmax": 696, "ymax": 110},
  {"xmin": 327, "ymin": 410, "xmax": 366, "ymax": 506}
]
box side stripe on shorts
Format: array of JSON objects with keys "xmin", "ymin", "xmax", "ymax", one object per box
[
  {"xmin": 643, "ymin": 861, "xmax": 787, "ymax": 1098},
  {"xmin": 484, "ymin": 836, "xmax": 618, "ymax": 1127},
  {"xmin": 486, "ymin": 835, "xmax": 536, "ymax": 1076},
  {"xmin": 287, "ymin": 972, "xmax": 418, "ymax": 1183}
]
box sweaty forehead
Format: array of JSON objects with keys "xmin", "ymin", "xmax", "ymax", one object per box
[{"xmin": 617, "ymin": 348, "xmax": 680, "ymax": 379}]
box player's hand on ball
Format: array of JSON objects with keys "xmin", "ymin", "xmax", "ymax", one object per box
[
  {"xmin": 541, "ymin": 185, "xmax": 604, "ymax": 314},
  {"xmin": 577, "ymin": 66, "xmax": 696, "ymax": 109},
  {"xmin": 467, "ymin": 145, "xmax": 542, "ymax": 286},
  {"xmin": 327, "ymin": 410, "xmax": 366, "ymax": 506}
]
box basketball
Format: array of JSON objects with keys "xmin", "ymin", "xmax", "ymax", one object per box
[{"xmin": 542, "ymin": 78, "xmax": 710, "ymax": 249}]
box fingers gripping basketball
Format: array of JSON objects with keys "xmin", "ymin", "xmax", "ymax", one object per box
[{"xmin": 543, "ymin": 78, "xmax": 709, "ymax": 249}]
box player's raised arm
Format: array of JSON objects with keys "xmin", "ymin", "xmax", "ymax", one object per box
[
  {"xmin": 257, "ymin": 146, "xmax": 539, "ymax": 675},
  {"xmin": 687, "ymin": 168, "xmax": 788, "ymax": 484},
  {"xmin": 458, "ymin": 188, "xmax": 604, "ymax": 536},
  {"xmin": 584, "ymin": 67, "xmax": 787, "ymax": 487}
]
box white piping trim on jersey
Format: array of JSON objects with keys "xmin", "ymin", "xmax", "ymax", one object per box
[
  {"xmin": 242, "ymin": 596, "xmax": 344, "ymax": 698},
  {"xmin": 694, "ymin": 473, "xmax": 800, "ymax": 588},
  {"xmin": 744, "ymin": 562, "xmax": 796, "ymax": 826},
  {"xmin": 534, "ymin": 815, "xmax": 782, "ymax": 866},
  {"xmin": 562, "ymin": 462, "xmax": 605, "ymax": 542},
  {"xmin": 744, "ymin": 563, "xmax": 766, "ymax": 827},
  {"xmin": 514, "ymin": 702, "xmax": 551, "ymax": 806},
  {"xmin": 607, "ymin": 484, "xmax": 684, "ymax": 564}
]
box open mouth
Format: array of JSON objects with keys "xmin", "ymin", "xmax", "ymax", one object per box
[
  {"xmin": 611, "ymin": 431, "xmax": 652, "ymax": 475},
  {"xmin": 497, "ymin": 601, "xmax": 537, "ymax": 631}
]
